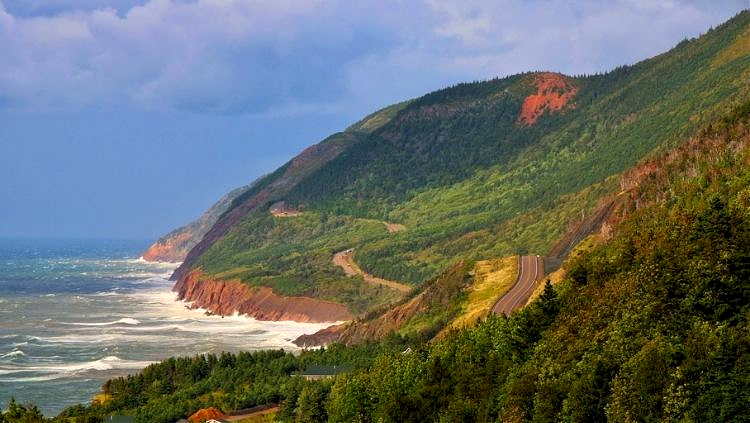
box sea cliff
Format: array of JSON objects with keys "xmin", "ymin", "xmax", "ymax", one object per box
[{"xmin": 173, "ymin": 270, "xmax": 352, "ymax": 323}]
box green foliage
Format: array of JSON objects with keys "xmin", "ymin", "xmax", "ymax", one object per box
[
  {"xmin": 34, "ymin": 13, "xmax": 750, "ymax": 423},
  {"xmin": 54, "ymin": 97, "xmax": 750, "ymax": 423},
  {"xmin": 192, "ymin": 11, "xmax": 750, "ymax": 301},
  {"xmin": 58, "ymin": 338, "xmax": 411, "ymax": 423},
  {"xmin": 0, "ymin": 398, "xmax": 47, "ymax": 423},
  {"xmin": 294, "ymin": 381, "xmax": 331, "ymax": 423},
  {"xmin": 320, "ymin": 103, "xmax": 750, "ymax": 422},
  {"xmin": 195, "ymin": 210, "xmax": 401, "ymax": 313}
]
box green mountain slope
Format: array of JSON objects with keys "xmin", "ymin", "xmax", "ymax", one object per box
[
  {"xmin": 175, "ymin": 12, "xmax": 748, "ymax": 314},
  {"xmin": 317, "ymin": 100, "xmax": 750, "ymax": 423},
  {"xmin": 52, "ymin": 88, "xmax": 750, "ymax": 423}
]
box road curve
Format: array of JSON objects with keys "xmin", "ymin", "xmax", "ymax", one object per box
[
  {"xmin": 333, "ymin": 250, "xmax": 412, "ymax": 293},
  {"xmin": 491, "ymin": 255, "xmax": 544, "ymax": 316}
]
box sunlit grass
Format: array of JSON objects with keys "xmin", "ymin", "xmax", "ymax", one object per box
[{"xmin": 449, "ymin": 256, "xmax": 518, "ymax": 329}]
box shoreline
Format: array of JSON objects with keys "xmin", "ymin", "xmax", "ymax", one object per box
[
  {"xmin": 0, "ymin": 253, "xmax": 337, "ymax": 417},
  {"xmin": 173, "ymin": 269, "xmax": 353, "ymax": 323}
]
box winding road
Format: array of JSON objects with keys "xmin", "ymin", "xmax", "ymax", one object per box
[
  {"xmin": 333, "ymin": 250, "xmax": 412, "ymax": 293},
  {"xmin": 491, "ymin": 255, "xmax": 544, "ymax": 316}
]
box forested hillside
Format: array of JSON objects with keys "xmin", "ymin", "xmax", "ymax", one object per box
[
  {"xmin": 3, "ymin": 12, "xmax": 748, "ymax": 423},
  {"xmin": 172, "ymin": 11, "xmax": 749, "ymax": 317},
  {"xmin": 36, "ymin": 96, "xmax": 750, "ymax": 423}
]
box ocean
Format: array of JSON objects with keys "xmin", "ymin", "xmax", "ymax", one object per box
[{"xmin": 0, "ymin": 238, "xmax": 332, "ymax": 416}]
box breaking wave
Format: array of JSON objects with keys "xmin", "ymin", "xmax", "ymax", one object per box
[
  {"xmin": 0, "ymin": 356, "xmax": 154, "ymax": 382},
  {"xmin": 0, "ymin": 349, "xmax": 25, "ymax": 359},
  {"xmin": 62, "ymin": 318, "xmax": 141, "ymax": 326},
  {"xmin": 0, "ymin": 241, "xmax": 334, "ymax": 414}
]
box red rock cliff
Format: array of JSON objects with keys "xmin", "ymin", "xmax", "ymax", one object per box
[{"xmin": 174, "ymin": 270, "xmax": 352, "ymax": 323}]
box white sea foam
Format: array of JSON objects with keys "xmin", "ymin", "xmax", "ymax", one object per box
[
  {"xmin": 136, "ymin": 256, "xmax": 183, "ymax": 266},
  {"xmin": 0, "ymin": 356, "xmax": 155, "ymax": 382},
  {"xmin": 1, "ymin": 250, "xmax": 343, "ymax": 413},
  {"xmin": 94, "ymin": 291, "xmax": 121, "ymax": 296},
  {"xmin": 0, "ymin": 349, "xmax": 25, "ymax": 359},
  {"xmin": 0, "ymin": 374, "xmax": 62, "ymax": 382},
  {"xmin": 1, "ymin": 355, "xmax": 152, "ymax": 373},
  {"xmin": 36, "ymin": 334, "xmax": 119, "ymax": 344},
  {"xmin": 61, "ymin": 317, "xmax": 141, "ymax": 327}
]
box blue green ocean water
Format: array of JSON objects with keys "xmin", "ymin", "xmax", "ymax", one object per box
[{"xmin": 0, "ymin": 238, "xmax": 331, "ymax": 416}]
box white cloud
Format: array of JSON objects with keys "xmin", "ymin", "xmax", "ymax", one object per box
[{"xmin": 0, "ymin": 0, "xmax": 745, "ymax": 114}]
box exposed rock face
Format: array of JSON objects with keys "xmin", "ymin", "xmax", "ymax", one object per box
[
  {"xmin": 518, "ymin": 72, "xmax": 578, "ymax": 126},
  {"xmin": 293, "ymin": 323, "xmax": 347, "ymax": 347},
  {"xmin": 174, "ymin": 270, "xmax": 352, "ymax": 323},
  {"xmin": 142, "ymin": 231, "xmax": 193, "ymax": 263},
  {"xmin": 546, "ymin": 194, "xmax": 627, "ymax": 270},
  {"xmin": 142, "ymin": 184, "xmax": 253, "ymax": 262},
  {"xmin": 294, "ymin": 291, "xmax": 426, "ymax": 347}
]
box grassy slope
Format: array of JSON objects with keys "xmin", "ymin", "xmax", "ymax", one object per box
[
  {"xmin": 191, "ymin": 12, "xmax": 749, "ymax": 313},
  {"xmin": 448, "ymin": 256, "xmax": 518, "ymax": 330}
]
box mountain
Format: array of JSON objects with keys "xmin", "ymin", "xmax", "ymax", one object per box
[
  {"xmin": 57, "ymin": 62, "xmax": 750, "ymax": 423},
  {"xmin": 313, "ymin": 99, "xmax": 750, "ymax": 423},
  {"xmin": 159, "ymin": 11, "xmax": 748, "ymax": 323},
  {"xmin": 41, "ymin": 12, "xmax": 750, "ymax": 423},
  {"xmin": 141, "ymin": 184, "xmax": 253, "ymax": 262}
]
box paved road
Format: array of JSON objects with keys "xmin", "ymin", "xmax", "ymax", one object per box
[{"xmin": 491, "ymin": 255, "xmax": 544, "ymax": 316}]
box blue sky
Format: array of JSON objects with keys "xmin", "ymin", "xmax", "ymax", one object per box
[{"xmin": 0, "ymin": 0, "xmax": 745, "ymax": 239}]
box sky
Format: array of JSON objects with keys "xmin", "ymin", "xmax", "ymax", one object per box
[{"xmin": 0, "ymin": 0, "xmax": 746, "ymax": 239}]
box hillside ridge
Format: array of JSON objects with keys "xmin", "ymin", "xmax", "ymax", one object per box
[{"xmin": 161, "ymin": 11, "xmax": 748, "ymax": 324}]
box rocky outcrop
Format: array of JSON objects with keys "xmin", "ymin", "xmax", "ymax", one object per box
[
  {"xmin": 518, "ymin": 72, "xmax": 578, "ymax": 126},
  {"xmin": 293, "ymin": 323, "xmax": 347, "ymax": 347},
  {"xmin": 142, "ymin": 184, "xmax": 253, "ymax": 262},
  {"xmin": 174, "ymin": 270, "xmax": 352, "ymax": 323},
  {"xmin": 142, "ymin": 231, "xmax": 193, "ymax": 263},
  {"xmin": 546, "ymin": 194, "xmax": 627, "ymax": 271}
]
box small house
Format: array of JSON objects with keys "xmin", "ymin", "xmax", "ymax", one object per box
[
  {"xmin": 300, "ymin": 364, "xmax": 352, "ymax": 381},
  {"xmin": 188, "ymin": 407, "xmax": 227, "ymax": 423}
]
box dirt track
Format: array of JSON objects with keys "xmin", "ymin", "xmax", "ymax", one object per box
[
  {"xmin": 333, "ymin": 250, "xmax": 412, "ymax": 293},
  {"xmin": 491, "ymin": 255, "xmax": 544, "ymax": 316}
]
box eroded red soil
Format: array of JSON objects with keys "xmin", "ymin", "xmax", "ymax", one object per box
[{"xmin": 518, "ymin": 72, "xmax": 578, "ymax": 126}]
